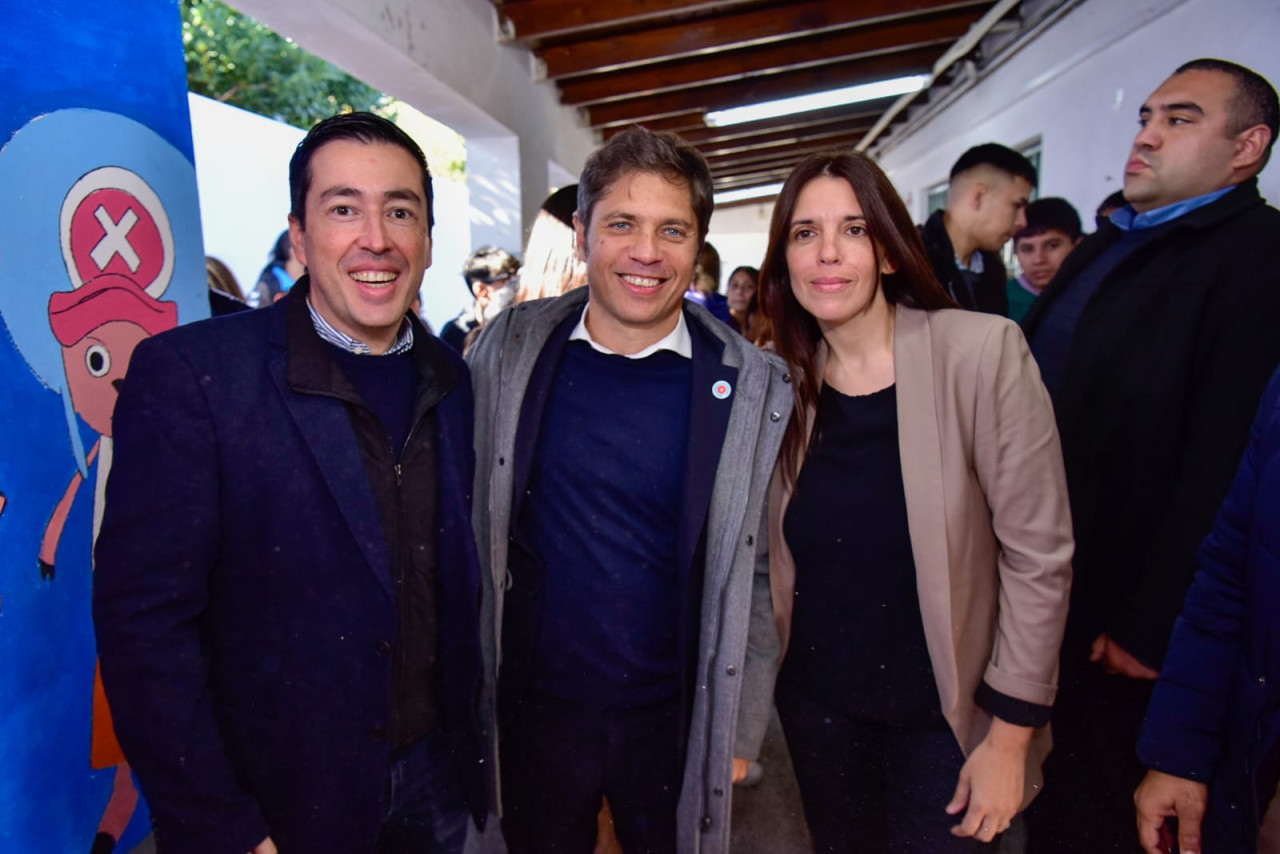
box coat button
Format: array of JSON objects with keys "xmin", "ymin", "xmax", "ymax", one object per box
[
  {"xmin": 700, "ymin": 815, "xmax": 712, "ymax": 831},
  {"xmin": 769, "ymin": 411, "xmax": 781, "ymax": 422},
  {"xmin": 1260, "ymin": 676, "xmax": 1267, "ymax": 686},
  {"xmin": 746, "ymin": 534, "xmax": 754, "ymax": 546},
  {"xmin": 714, "ymin": 787, "xmax": 724, "ymax": 797},
  {"xmin": 375, "ymin": 641, "xmax": 391, "ymax": 656},
  {"xmin": 782, "ymin": 372, "xmax": 792, "ymax": 383},
  {"xmin": 370, "ymin": 725, "xmax": 387, "ymax": 741},
  {"xmin": 726, "ymin": 665, "xmax": 738, "ymax": 676}
]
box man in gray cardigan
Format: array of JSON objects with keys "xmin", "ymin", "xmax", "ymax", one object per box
[{"xmin": 467, "ymin": 127, "xmax": 790, "ymax": 853}]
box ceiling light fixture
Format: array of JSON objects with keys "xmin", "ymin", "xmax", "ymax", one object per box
[
  {"xmin": 713, "ymin": 182, "xmax": 785, "ymax": 205},
  {"xmin": 705, "ymin": 74, "xmax": 931, "ymax": 127}
]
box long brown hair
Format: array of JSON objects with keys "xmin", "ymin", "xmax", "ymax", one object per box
[{"xmin": 759, "ymin": 150, "xmax": 955, "ymax": 487}]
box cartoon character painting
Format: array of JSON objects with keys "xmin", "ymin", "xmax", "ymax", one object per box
[
  {"xmin": 0, "ymin": 109, "xmax": 207, "ymax": 852},
  {"xmin": 39, "ymin": 166, "xmax": 183, "ymax": 853}
]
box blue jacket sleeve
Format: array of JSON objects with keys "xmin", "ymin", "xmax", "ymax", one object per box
[
  {"xmin": 1136, "ymin": 370, "xmax": 1279, "ymax": 782},
  {"xmin": 93, "ymin": 335, "xmax": 271, "ymax": 854}
]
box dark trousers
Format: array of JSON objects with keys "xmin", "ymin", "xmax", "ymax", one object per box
[
  {"xmin": 500, "ymin": 693, "xmax": 683, "ymax": 854},
  {"xmin": 377, "ymin": 728, "xmax": 470, "ymax": 854},
  {"xmin": 776, "ymin": 678, "xmax": 996, "ymax": 854},
  {"xmin": 1024, "ymin": 662, "xmax": 1151, "ymax": 853}
]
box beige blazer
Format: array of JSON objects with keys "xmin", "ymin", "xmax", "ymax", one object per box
[{"xmin": 769, "ymin": 305, "xmax": 1074, "ymax": 805}]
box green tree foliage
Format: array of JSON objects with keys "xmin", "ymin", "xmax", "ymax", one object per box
[{"xmin": 182, "ymin": 0, "xmax": 390, "ymax": 129}]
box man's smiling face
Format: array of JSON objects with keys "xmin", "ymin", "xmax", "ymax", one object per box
[
  {"xmin": 289, "ymin": 139, "xmax": 431, "ymax": 353},
  {"xmin": 575, "ymin": 170, "xmax": 700, "ymax": 355}
]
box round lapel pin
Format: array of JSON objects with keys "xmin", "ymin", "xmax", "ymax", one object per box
[{"xmin": 712, "ymin": 380, "xmax": 732, "ymax": 400}]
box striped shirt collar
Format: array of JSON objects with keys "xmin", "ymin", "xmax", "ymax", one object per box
[{"xmin": 306, "ymin": 296, "xmax": 414, "ymax": 355}]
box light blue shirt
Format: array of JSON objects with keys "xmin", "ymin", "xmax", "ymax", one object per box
[
  {"xmin": 307, "ymin": 296, "xmax": 414, "ymax": 355},
  {"xmin": 1110, "ymin": 185, "xmax": 1235, "ymax": 232}
]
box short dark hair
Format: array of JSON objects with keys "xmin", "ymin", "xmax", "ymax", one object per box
[
  {"xmin": 463, "ymin": 246, "xmax": 520, "ymax": 285},
  {"xmin": 577, "ymin": 126, "xmax": 714, "ymax": 242},
  {"xmin": 1097, "ymin": 190, "xmax": 1128, "ymax": 218},
  {"xmin": 269, "ymin": 230, "xmax": 292, "ymax": 264},
  {"xmin": 1015, "ymin": 197, "xmax": 1082, "ymax": 243},
  {"xmin": 289, "ymin": 112, "xmax": 434, "ymax": 230},
  {"xmin": 1175, "ymin": 58, "xmax": 1278, "ymax": 165},
  {"xmin": 541, "ymin": 184, "xmax": 578, "ymax": 228},
  {"xmin": 949, "ymin": 143, "xmax": 1038, "ymax": 187}
]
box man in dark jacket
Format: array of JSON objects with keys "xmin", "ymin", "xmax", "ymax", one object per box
[
  {"xmin": 93, "ymin": 113, "xmax": 491, "ymax": 854},
  {"xmin": 1022, "ymin": 59, "xmax": 1280, "ymax": 851},
  {"xmin": 919, "ymin": 143, "xmax": 1037, "ymax": 315},
  {"xmin": 1135, "ymin": 365, "xmax": 1280, "ymax": 854}
]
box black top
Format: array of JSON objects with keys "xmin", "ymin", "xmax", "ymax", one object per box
[
  {"xmin": 920, "ymin": 209, "xmax": 1010, "ymax": 316},
  {"xmin": 1027, "ymin": 223, "xmax": 1170, "ymax": 403},
  {"xmin": 520, "ymin": 341, "xmax": 692, "ymax": 707},
  {"xmin": 781, "ymin": 383, "xmax": 946, "ymax": 730},
  {"xmin": 1021, "ymin": 180, "xmax": 1280, "ymax": 669},
  {"xmin": 325, "ymin": 335, "xmax": 442, "ymax": 748}
]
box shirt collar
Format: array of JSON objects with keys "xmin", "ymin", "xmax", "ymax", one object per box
[
  {"xmin": 307, "ymin": 296, "xmax": 414, "ymax": 355},
  {"xmin": 1109, "ymin": 185, "xmax": 1236, "ymax": 231},
  {"xmin": 956, "ymin": 250, "xmax": 985, "ymax": 275},
  {"xmin": 569, "ymin": 303, "xmax": 692, "ymax": 359}
]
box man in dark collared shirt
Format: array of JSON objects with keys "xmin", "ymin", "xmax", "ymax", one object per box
[
  {"xmin": 94, "ymin": 113, "xmax": 491, "ymax": 854},
  {"xmin": 919, "ymin": 143, "xmax": 1037, "ymax": 316},
  {"xmin": 1022, "ymin": 59, "xmax": 1280, "ymax": 852}
]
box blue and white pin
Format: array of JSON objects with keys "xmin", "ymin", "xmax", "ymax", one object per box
[{"xmin": 712, "ymin": 379, "xmax": 732, "ymax": 400}]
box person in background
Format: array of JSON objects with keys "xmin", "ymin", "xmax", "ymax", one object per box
[
  {"xmin": 251, "ymin": 230, "xmax": 305, "ymax": 307},
  {"xmin": 1006, "ymin": 198, "xmax": 1083, "ymax": 324},
  {"xmin": 516, "ymin": 184, "xmax": 588, "ymax": 303},
  {"xmin": 1134, "ymin": 366, "xmax": 1280, "ymax": 854},
  {"xmin": 439, "ymin": 246, "xmax": 520, "ymax": 353},
  {"xmin": 205, "ymin": 255, "xmax": 250, "ymax": 317},
  {"xmin": 919, "ymin": 143, "xmax": 1037, "ymax": 316},
  {"xmin": 684, "ymin": 240, "xmax": 735, "ymax": 325},
  {"xmin": 1095, "ymin": 189, "xmax": 1129, "ymax": 228},
  {"xmin": 1021, "ymin": 58, "xmax": 1280, "ymax": 852},
  {"xmin": 761, "ymin": 149, "xmax": 1072, "ymax": 852},
  {"xmin": 726, "ymin": 265, "xmax": 771, "ymax": 347}
]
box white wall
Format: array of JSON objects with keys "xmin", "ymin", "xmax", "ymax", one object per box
[
  {"xmin": 188, "ymin": 94, "xmax": 302, "ymax": 295},
  {"xmin": 229, "ymin": 0, "xmax": 598, "ymax": 245},
  {"xmin": 188, "ymin": 94, "xmax": 475, "ymax": 331},
  {"xmin": 876, "ymin": 0, "xmax": 1280, "ymax": 224},
  {"xmin": 708, "ymin": 202, "xmax": 776, "ymax": 290}
]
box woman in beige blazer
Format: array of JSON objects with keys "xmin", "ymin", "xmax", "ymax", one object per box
[{"xmin": 758, "ymin": 151, "xmax": 1073, "ymax": 852}]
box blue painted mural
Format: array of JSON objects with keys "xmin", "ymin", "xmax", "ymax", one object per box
[{"xmin": 0, "ymin": 2, "xmax": 208, "ymax": 850}]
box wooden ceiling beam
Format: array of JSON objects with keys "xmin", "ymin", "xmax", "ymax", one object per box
[
  {"xmin": 539, "ymin": 0, "xmax": 986, "ymax": 78},
  {"xmin": 707, "ymin": 139, "xmax": 866, "ymax": 174},
  {"xmin": 678, "ymin": 103, "xmax": 887, "ymax": 146},
  {"xmin": 557, "ymin": 12, "xmax": 974, "ymax": 106},
  {"xmin": 599, "ymin": 112, "xmax": 709, "ymax": 140},
  {"xmin": 496, "ymin": 0, "xmax": 759, "ymax": 43},
  {"xmin": 696, "ymin": 122, "xmax": 876, "ymax": 159},
  {"xmin": 587, "ymin": 46, "xmax": 939, "ymax": 128},
  {"xmin": 713, "ymin": 167, "xmax": 796, "ymax": 191}
]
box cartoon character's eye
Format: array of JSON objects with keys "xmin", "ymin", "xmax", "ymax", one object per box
[{"xmin": 85, "ymin": 344, "xmax": 111, "ymax": 378}]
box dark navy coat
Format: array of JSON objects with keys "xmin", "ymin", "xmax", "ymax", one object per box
[
  {"xmin": 93, "ymin": 283, "xmax": 490, "ymax": 854},
  {"xmin": 1138, "ymin": 366, "xmax": 1280, "ymax": 853}
]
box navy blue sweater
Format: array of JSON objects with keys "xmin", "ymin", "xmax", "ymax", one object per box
[{"xmin": 520, "ymin": 340, "xmax": 692, "ymax": 707}]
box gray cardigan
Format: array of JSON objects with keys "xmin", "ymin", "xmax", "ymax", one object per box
[{"xmin": 467, "ymin": 286, "xmax": 791, "ymax": 852}]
